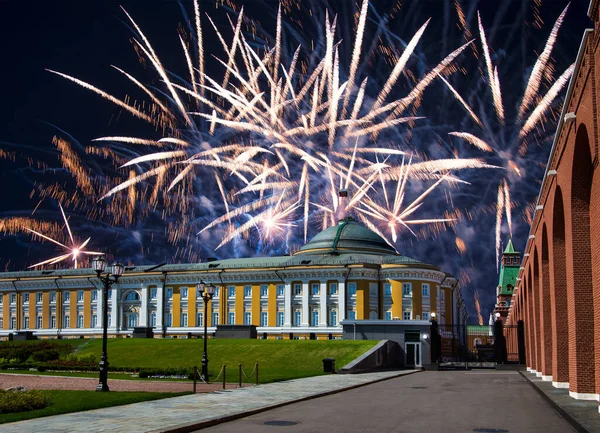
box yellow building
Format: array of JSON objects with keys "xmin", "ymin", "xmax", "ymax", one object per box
[{"xmin": 0, "ymin": 218, "xmax": 468, "ymax": 339}]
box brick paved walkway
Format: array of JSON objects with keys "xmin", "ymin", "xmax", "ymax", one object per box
[{"xmin": 0, "ymin": 373, "xmax": 234, "ymax": 393}]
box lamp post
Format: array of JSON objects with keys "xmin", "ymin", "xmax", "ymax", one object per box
[
  {"xmin": 197, "ymin": 282, "xmax": 216, "ymax": 382},
  {"xmin": 92, "ymin": 257, "xmax": 124, "ymax": 392}
]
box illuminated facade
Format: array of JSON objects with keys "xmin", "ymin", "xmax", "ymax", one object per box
[{"xmin": 0, "ymin": 218, "xmax": 467, "ymax": 339}]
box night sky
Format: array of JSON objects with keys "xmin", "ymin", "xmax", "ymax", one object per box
[{"xmin": 0, "ymin": 1, "xmax": 592, "ymax": 322}]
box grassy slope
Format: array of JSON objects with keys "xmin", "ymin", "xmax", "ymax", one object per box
[
  {"xmin": 0, "ymin": 390, "xmax": 189, "ymax": 424},
  {"xmin": 73, "ymin": 339, "xmax": 376, "ymax": 383}
]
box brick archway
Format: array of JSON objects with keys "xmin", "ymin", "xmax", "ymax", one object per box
[
  {"xmin": 531, "ymin": 247, "xmax": 542, "ymax": 375},
  {"xmin": 566, "ymin": 124, "xmax": 595, "ymax": 396},
  {"xmin": 527, "ymin": 267, "xmax": 536, "ymax": 371},
  {"xmin": 540, "ymin": 224, "xmax": 552, "ymax": 379},
  {"xmin": 550, "ymin": 186, "xmax": 569, "ymax": 386}
]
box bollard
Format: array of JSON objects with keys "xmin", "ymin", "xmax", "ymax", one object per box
[
  {"xmin": 239, "ymin": 364, "xmax": 242, "ymax": 388},
  {"xmin": 193, "ymin": 366, "xmax": 198, "ymax": 393},
  {"xmin": 255, "ymin": 363, "xmax": 259, "ymax": 385},
  {"xmin": 222, "ymin": 365, "xmax": 226, "ymax": 390}
]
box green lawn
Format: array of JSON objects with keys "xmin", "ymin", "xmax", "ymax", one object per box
[
  {"xmin": 73, "ymin": 339, "xmax": 377, "ymax": 383},
  {"xmin": 0, "ymin": 390, "xmax": 189, "ymax": 424}
]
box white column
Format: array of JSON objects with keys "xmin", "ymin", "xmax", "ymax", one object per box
[
  {"xmin": 302, "ymin": 281, "xmax": 309, "ymax": 326},
  {"xmin": 319, "ymin": 281, "xmax": 327, "ymax": 326},
  {"xmin": 96, "ymin": 288, "xmax": 103, "ymax": 329},
  {"xmin": 338, "ymin": 280, "xmax": 346, "ymax": 324},
  {"xmin": 110, "ymin": 287, "xmax": 118, "ymax": 328},
  {"xmin": 140, "ymin": 286, "xmax": 148, "ymax": 327},
  {"xmin": 156, "ymin": 286, "xmax": 164, "ymax": 328},
  {"xmin": 283, "ymin": 283, "xmax": 291, "ymax": 327}
]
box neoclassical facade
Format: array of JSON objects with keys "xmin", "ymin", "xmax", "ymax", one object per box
[
  {"xmin": 507, "ymin": 0, "xmax": 600, "ymax": 405},
  {"xmin": 0, "ymin": 218, "xmax": 467, "ymax": 339}
]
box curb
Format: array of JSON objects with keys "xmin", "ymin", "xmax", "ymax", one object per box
[
  {"xmin": 150, "ymin": 370, "xmax": 422, "ymax": 433},
  {"xmin": 518, "ymin": 370, "xmax": 590, "ymax": 433}
]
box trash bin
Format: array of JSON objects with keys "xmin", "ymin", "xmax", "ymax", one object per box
[{"xmin": 322, "ymin": 358, "xmax": 336, "ymax": 373}]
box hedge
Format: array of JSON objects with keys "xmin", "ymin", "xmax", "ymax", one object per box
[{"xmin": 0, "ymin": 390, "xmax": 49, "ymax": 413}]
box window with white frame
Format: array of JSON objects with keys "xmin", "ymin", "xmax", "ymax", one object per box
[
  {"xmin": 402, "ymin": 283, "xmax": 412, "ymax": 297},
  {"xmin": 108, "ymin": 290, "xmax": 112, "ymax": 300},
  {"xmin": 440, "ymin": 290, "xmax": 445, "ymax": 301},
  {"xmin": 311, "ymin": 310, "xmax": 319, "ymax": 326},
  {"xmin": 228, "ymin": 312, "xmax": 235, "ymax": 325},
  {"xmin": 50, "ymin": 291, "xmax": 56, "ymax": 302},
  {"xmin": 385, "ymin": 311, "xmax": 392, "ymax": 320},
  {"xmin": 212, "ymin": 312, "xmax": 219, "ymax": 325},
  {"xmin": 258, "ymin": 285, "xmax": 267, "ymax": 297},
  {"xmin": 422, "ymin": 284, "xmax": 430, "ymax": 296},
  {"xmin": 244, "ymin": 312, "xmax": 251, "ymax": 325},
  {"xmin": 24, "ymin": 316, "xmax": 30, "ymax": 329},
  {"xmin": 348, "ymin": 282, "xmax": 357, "ymax": 296},
  {"xmin": 384, "ymin": 283, "xmax": 392, "ymax": 296},
  {"xmin": 10, "ymin": 294, "xmax": 16, "ymax": 304},
  {"xmin": 196, "ymin": 312, "xmax": 203, "ymax": 327},
  {"xmin": 0, "ymin": 295, "xmax": 3, "ymax": 305},
  {"xmin": 213, "ymin": 287, "xmax": 220, "ymax": 297},
  {"xmin": 0, "ymin": 318, "xmax": 3, "ymax": 328},
  {"xmin": 10, "ymin": 316, "xmax": 16, "ymax": 329},
  {"xmin": 37, "ymin": 292, "xmax": 43, "ymax": 303},
  {"xmin": 151, "ymin": 288, "xmax": 157, "ymax": 299},
  {"xmin": 181, "ymin": 313, "xmax": 188, "ymax": 327},
  {"xmin": 277, "ymin": 285, "xmax": 284, "ymax": 297},
  {"xmin": 37, "ymin": 316, "xmax": 43, "ymax": 329},
  {"xmin": 92, "ymin": 314, "xmax": 98, "ymax": 327},
  {"xmin": 64, "ymin": 292, "xmax": 70, "ymax": 302},
  {"xmin": 348, "ymin": 310, "xmax": 356, "ymax": 320},
  {"xmin": 108, "ymin": 314, "xmax": 111, "ymax": 325},
  {"xmin": 63, "ymin": 315, "xmax": 70, "ymax": 328},
  {"xmin": 51, "ymin": 315, "xmax": 56, "ymax": 328},
  {"xmin": 329, "ymin": 282, "xmax": 338, "ymax": 295},
  {"xmin": 311, "ymin": 283, "xmax": 319, "ymax": 295},
  {"xmin": 329, "ymin": 309, "xmax": 337, "ymax": 326},
  {"xmin": 294, "ymin": 284, "xmax": 302, "ymax": 296},
  {"xmin": 181, "ymin": 287, "xmax": 188, "ymax": 299},
  {"xmin": 166, "ymin": 288, "xmax": 173, "ymax": 299},
  {"xmin": 277, "ymin": 312, "xmax": 284, "ymax": 326},
  {"xmin": 165, "ymin": 313, "xmax": 172, "ymax": 327},
  {"xmin": 294, "ymin": 310, "xmax": 301, "ymax": 326},
  {"xmin": 77, "ymin": 315, "xmax": 84, "ymax": 328},
  {"xmin": 92, "ymin": 290, "xmax": 98, "ymax": 301},
  {"xmin": 77, "ymin": 291, "xmax": 84, "ymax": 302},
  {"xmin": 150, "ymin": 312, "xmax": 156, "ymax": 327},
  {"xmin": 23, "ymin": 293, "xmax": 30, "ymax": 303},
  {"xmin": 261, "ymin": 312, "xmax": 268, "ymax": 327},
  {"xmin": 228, "ymin": 286, "xmax": 236, "ymax": 298},
  {"xmin": 422, "ymin": 312, "xmax": 430, "ymax": 320},
  {"xmin": 403, "ymin": 311, "xmax": 412, "ymax": 320},
  {"xmin": 244, "ymin": 286, "xmax": 252, "ymax": 297}
]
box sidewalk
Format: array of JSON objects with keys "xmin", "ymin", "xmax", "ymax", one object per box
[
  {"xmin": 1, "ymin": 370, "xmax": 418, "ymax": 433},
  {"xmin": 521, "ymin": 370, "xmax": 600, "ymax": 433}
]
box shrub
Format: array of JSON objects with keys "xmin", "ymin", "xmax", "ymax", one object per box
[
  {"xmin": 0, "ymin": 390, "xmax": 49, "ymax": 413},
  {"xmin": 66, "ymin": 353, "xmax": 97, "ymax": 363},
  {"xmin": 32, "ymin": 350, "xmax": 60, "ymax": 362}
]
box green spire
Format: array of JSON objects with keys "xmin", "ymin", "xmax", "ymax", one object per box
[{"xmin": 503, "ymin": 238, "xmax": 516, "ymax": 254}]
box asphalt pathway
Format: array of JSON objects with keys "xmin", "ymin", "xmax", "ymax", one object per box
[{"xmin": 198, "ymin": 370, "xmax": 578, "ymax": 433}]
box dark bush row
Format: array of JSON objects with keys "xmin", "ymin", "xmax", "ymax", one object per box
[
  {"xmin": 0, "ymin": 389, "xmax": 49, "ymax": 413},
  {"xmin": 0, "ymin": 341, "xmax": 75, "ymax": 363}
]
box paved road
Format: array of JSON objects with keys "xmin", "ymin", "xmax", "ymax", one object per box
[{"xmin": 199, "ymin": 370, "xmax": 577, "ymax": 433}]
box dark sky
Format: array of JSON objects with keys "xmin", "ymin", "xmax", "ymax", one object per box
[{"xmin": 0, "ymin": 1, "xmax": 592, "ymax": 321}]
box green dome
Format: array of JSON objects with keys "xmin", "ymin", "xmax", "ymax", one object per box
[{"xmin": 296, "ymin": 217, "xmax": 398, "ymax": 256}]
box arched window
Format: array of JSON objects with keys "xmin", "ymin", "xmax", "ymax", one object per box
[{"xmin": 125, "ymin": 291, "xmax": 140, "ymax": 301}]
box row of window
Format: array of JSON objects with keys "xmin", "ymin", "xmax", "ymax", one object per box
[
  {"xmin": 1, "ymin": 314, "xmax": 104, "ymax": 330},
  {"xmin": 1, "ymin": 291, "xmax": 98, "ymax": 304},
  {"xmin": 157, "ymin": 310, "xmax": 341, "ymax": 328},
  {"xmin": 1, "ymin": 283, "xmax": 448, "ymax": 304},
  {"xmin": 382, "ymin": 311, "xmax": 431, "ymax": 321}
]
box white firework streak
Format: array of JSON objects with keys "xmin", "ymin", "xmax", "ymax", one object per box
[
  {"xmin": 440, "ymin": 76, "xmax": 482, "ymax": 127},
  {"xmin": 448, "ymin": 132, "xmax": 493, "ymax": 152},
  {"xmin": 477, "ymin": 13, "xmax": 504, "ymax": 123},
  {"xmin": 519, "ymin": 63, "xmax": 575, "ymax": 139},
  {"xmin": 26, "ymin": 203, "xmax": 103, "ymax": 269},
  {"xmin": 495, "ymin": 183, "xmax": 505, "ymax": 270},
  {"xmin": 518, "ymin": 4, "xmax": 569, "ymax": 119}
]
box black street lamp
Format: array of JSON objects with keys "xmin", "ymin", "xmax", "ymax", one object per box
[
  {"xmin": 196, "ymin": 282, "xmax": 216, "ymax": 382},
  {"xmin": 92, "ymin": 257, "xmax": 124, "ymax": 392}
]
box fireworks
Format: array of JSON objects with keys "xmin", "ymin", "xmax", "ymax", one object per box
[
  {"xmin": 23, "ymin": 203, "xmax": 103, "ymax": 269},
  {"xmin": 0, "ymin": 1, "xmax": 579, "ymax": 320}
]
